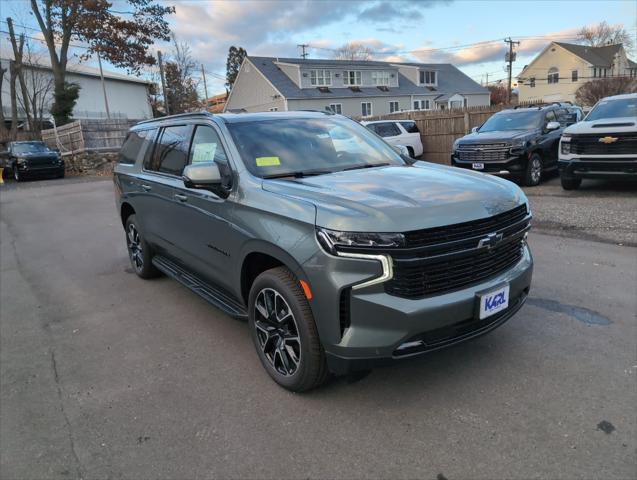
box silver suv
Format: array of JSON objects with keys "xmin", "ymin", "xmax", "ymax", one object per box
[{"xmin": 114, "ymin": 111, "xmax": 533, "ymax": 391}]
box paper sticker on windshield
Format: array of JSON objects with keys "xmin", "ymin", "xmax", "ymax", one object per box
[
  {"xmin": 256, "ymin": 156, "xmax": 280, "ymax": 167},
  {"xmin": 192, "ymin": 143, "xmax": 217, "ymax": 163}
]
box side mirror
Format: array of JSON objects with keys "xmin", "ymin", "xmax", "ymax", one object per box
[
  {"xmin": 182, "ymin": 163, "xmax": 222, "ymax": 189},
  {"xmin": 471, "ymin": 126, "xmax": 479, "ymax": 133},
  {"xmin": 392, "ymin": 144, "xmax": 410, "ymax": 157},
  {"xmin": 546, "ymin": 121, "xmax": 561, "ymax": 131}
]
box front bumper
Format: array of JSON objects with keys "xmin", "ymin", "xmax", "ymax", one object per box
[
  {"xmin": 323, "ymin": 245, "xmax": 533, "ymax": 374},
  {"xmin": 451, "ymin": 153, "xmax": 527, "ymax": 179},
  {"xmin": 559, "ymin": 157, "xmax": 637, "ymax": 179},
  {"xmin": 17, "ymin": 162, "xmax": 65, "ymax": 176}
]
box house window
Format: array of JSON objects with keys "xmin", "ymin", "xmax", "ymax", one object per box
[
  {"xmin": 419, "ymin": 70, "xmax": 436, "ymax": 85},
  {"xmin": 389, "ymin": 101, "xmax": 399, "ymax": 113},
  {"xmin": 361, "ymin": 102, "xmax": 372, "ymax": 116},
  {"xmin": 529, "ymin": 77, "xmax": 536, "ymax": 88},
  {"xmin": 310, "ymin": 69, "xmax": 331, "ymax": 86},
  {"xmin": 547, "ymin": 67, "xmax": 559, "ymax": 84},
  {"xmin": 344, "ymin": 70, "xmax": 362, "ymax": 86},
  {"xmin": 413, "ymin": 99, "xmax": 431, "ymax": 110},
  {"xmin": 593, "ymin": 67, "xmax": 597, "ymax": 78},
  {"xmin": 372, "ymin": 71, "xmax": 391, "ymax": 86},
  {"xmin": 571, "ymin": 70, "xmax": 578, "ymax": 82},
  {"xmin": 328, "ymin": 103, "xmax": 342, "ymax": 114},
  {"xmin": 603, "ymin": 68, "xmax": 607, "ymax": 77}
]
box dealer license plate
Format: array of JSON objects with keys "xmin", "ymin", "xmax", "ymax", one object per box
[
  {"xmin": 472, "ymin": 162, "xmax": 484, "ymax": 170},
  {"xmin": 479, "ymin": 284, "xmax": 510, "ymax": 319}
]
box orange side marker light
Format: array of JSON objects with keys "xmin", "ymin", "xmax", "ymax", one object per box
[{"xmin": 299, "ymin": 280, "xmax": 312, "ymax": 300}]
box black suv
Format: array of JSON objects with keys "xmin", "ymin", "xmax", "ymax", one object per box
[
  {"xmin": 451, "ymin": 105, "xmax": 577, "ymax": 186},
  {"xmin": 0, "ymin": 141, "xmax": 64, "ymax": 181}
]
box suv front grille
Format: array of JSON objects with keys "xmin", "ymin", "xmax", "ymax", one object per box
[
  {"xmin": 570, "ymin": 133, "xmax": 637, "ymax": 155},
  {"xmin": 456, "ymin": 143, "xmax": 510, "ymax": 162},
  {"xmin": 385, "ymin": 205, "xmax": 529, "ymax": 298}
]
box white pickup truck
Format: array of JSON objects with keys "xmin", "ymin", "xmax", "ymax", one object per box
[{"xmin": 559, "ymin": 93, "xmax": 637, "ymax": 190}]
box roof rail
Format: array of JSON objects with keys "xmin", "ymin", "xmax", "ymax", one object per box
[
  {"xmin": 135, "ymin": 110, "xmax": 213, "ymax": 125},
  {"xmin": 298, "ymin": 109, "xmax": 335, "ymax": 115}
]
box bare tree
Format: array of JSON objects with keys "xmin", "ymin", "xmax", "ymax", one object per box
[
  {"xmin": 19, "ymin": 40, "xmax": 55, "ymax": 132},
  {"xmin": 6, "ymin": 18, "xmax": 33, "ymax": 130},
  {"xmin": 0, "ymin": 63, "xmax": 8, "ymax": 139},
  {"xmin": 164, "ymin": 34, "xmax": 202, "ymax": 114},
  {"xmin": 332, "ymin": 42, "xmax": 374, "ymax": 61},
  {"xmin": 577, "ymin": 22, "xmax": 634, "ymax": 51},
  {"xmin": 575, "ymin": 77, "xmax": 637, "ymax": 106}
]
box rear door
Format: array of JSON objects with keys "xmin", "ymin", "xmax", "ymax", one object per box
[
  {"xmin": 170, "ymin": 123, "xmax": 239, "ymax": 291},
  {"xmin": 136, "ymin": 124, "xmax": 193, "ymax": 258}
]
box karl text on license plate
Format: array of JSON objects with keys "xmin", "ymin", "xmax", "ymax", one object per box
[
  {"xmin": 479, "ymin": 284, "xmax": 510, "ymax": 319},
  {"xmin": 472, "ymin": 162, "xmax": 484, "ymax": 170}
]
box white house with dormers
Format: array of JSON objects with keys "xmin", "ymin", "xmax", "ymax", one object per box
[{"xmin": 224, "ymin": 57, "xmax": 490, "ymax": 117}]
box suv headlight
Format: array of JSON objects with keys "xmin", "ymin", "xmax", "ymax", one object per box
[
  {"xmin": 317, "ymin": 227, "xmax": 404, "ymax": 254},
  {"xmin": 16, "ymin": 157, "xmax": 27, "ymax": 165}
]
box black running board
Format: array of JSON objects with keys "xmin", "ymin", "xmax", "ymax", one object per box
[{"xmin": 152, "ymin": 255, "xmax": 247, "ymax": 319}]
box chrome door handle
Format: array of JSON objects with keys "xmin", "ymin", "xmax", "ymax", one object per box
[
  {"xmin": 174, "ymin": 194, "xmax": 188, "ymax": 202},
  {"xmin": 141, "ymin": 184, "xmax": 152, "ymax": 191}
]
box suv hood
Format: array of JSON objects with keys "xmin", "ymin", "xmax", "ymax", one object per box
[
  {"xmin": 263, "ymin": 162, "xmax": 526, "ymax": 232},
  {"xmin": 565, "ymin": 116, "xmax": 637, "ymax": 134},
  {"xmin": 457, "ymin": 130, "xmax": 537, "ymax": 144}
]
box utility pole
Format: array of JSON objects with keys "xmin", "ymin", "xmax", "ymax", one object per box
[
  {"xmin": 504, "ymin": 37, "xmax": 520, "ymax": 103},
  {"xmin": 157, "ymin": 50, "xmax": 169, "ymax": 115},
  {"xmin": 201, "ymin": 64, "xmax": 209, "ymax": 100},
  {"xmin": 298, "ymin": 44, "xmax": 309, "ymax": 59},
  {"xmin": 486, "ymin": 72, "xmax": 489, "ymax": 86},
  {"xmin": 96, "ymin": 51, "xmax": 111, "ymax": 119}
]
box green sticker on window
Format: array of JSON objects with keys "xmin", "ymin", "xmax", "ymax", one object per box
[{"xmin": 256, "ymin": 156, "xmax": 280, "ymax": 167}]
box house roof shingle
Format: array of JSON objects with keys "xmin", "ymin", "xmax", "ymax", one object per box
[
  {"xmin": 247, "ymin": 56, "xmax": 488, "ymax": 100},
  {"xmin": 555, "ymin": 42, "xmax": 623, "ymax": 67}
]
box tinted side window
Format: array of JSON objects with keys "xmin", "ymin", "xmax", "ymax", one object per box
[
  {"xmin": 120, "ymin": 129, "xmax": 155, "ymax": 164},
  {"xmin": 375, "ymin": 122, "xmax": 400, "ymax": 137},
  {"xmin": 119, "ymin": 131, "xmax": 144, "ymax": 164},
  {"xmin": 399, "ymin": 121, "xmax": 419, "ymax": 133},
  {"xmin": 148, "ymin": 125, "xmax": 191, "ymax": 175},
  {"xmin": 189, "ymin": 125, "xmax": 229, "ymax": 165}
]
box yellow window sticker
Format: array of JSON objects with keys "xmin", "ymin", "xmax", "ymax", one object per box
[{"xmin": 256, "ymin": 156, "xmax": 281, "ymax": 167}]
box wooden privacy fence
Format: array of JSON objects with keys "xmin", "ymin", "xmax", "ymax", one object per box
[
  {"xmin": 41, "ymin": 118, "xmax": 139, "ymax": 156},
  {"xmin": 363, "ymin": 103, "xmax": 533, "ymax": 165}
]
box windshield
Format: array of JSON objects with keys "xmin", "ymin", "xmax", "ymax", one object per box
[
  {"xmin": 12, "ymin": 142, "xmax": 51, "ymax": 154},
  {"xmin": 586, "ymin": 98, "xmax": 637, "ymax": 121},
  {"xmin": 227, "ymin": 117, "xmax": 405, "ymax": 178},
  {"xmin": 479, "ymin": 111, "xmax": 542, "ymax": 132}
]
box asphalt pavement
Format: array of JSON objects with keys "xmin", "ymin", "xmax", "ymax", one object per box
[{"xmin": 1, "ymin": 177, "xmax": 636, "ymax": 479}]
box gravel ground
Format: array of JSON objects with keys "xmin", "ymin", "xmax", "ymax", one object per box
[{"xmin": 522, "ymin": 175, "xmax": 637, "ymax": 246}]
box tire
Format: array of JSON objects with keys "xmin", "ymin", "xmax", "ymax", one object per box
[
  {"xmin": 560, "ymin": 174, "xmax": 581, "ymax": 190},
  {"xmin": 523, "ymin": 153, "xmax": 543, "ymax": 186},
  {"xmin": 248, "ymin": 267, "xmax": 328, "ymax": 392},
  {"xmin": 406, "ymin": 146, "xmax": 415, "ymax": 158},
  {"xmin": 124, "ymin": 214, "xmax": 161, "ymax": 279},
  {"xmin": 57, "ymin": 169, "xmax": 65, "ymax": 179}
]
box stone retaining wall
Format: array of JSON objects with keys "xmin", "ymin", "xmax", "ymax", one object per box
[{"xmin": 65, "ymin": 152, "xmax": 119, "ymax": 175}]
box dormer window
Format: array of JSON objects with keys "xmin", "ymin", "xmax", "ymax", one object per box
[
  {"xmin": 343, "ymin": 70, "xmax": 362, "ymax": 86},
  {"xmin": 372, "ymin": 71, "xmax": 390, "ymax": 86},
  {"xmin": 419, "ymin": 70, "xmax": 436, "ymax": 85},
  {"xmin": 310, "ymin": 69, "xmax": 331, "ymax": 86}
]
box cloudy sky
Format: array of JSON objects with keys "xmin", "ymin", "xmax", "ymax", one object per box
[{"xmin": 2, "ymin": 0, "xmax": 636, "ymax": 95}]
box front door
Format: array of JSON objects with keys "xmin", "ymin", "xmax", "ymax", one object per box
[{"xmin": 170, "ymin": 123, "xmax": 239, "ymax": 292}]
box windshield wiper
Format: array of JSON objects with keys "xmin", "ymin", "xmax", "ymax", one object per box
[
  {"xmin": 262, "ymin": 169, "xmax": 334, "ymax": 179},
  {"xmin": 340, "ymin": 163, "xmax": 390, "ymax": 172}
]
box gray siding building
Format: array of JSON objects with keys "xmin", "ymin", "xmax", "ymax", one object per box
[{"xmin": 225, "ymin": 57, "xmax": 490, "ymax": 116}]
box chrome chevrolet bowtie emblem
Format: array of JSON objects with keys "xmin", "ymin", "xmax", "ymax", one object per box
[
  {"xmin": 478, "ymin": 232, "xmax": 503, "ymax": 249},
  {"xmin": 598, "ymin": 136, "xmax": 618, "ymax": 144}
]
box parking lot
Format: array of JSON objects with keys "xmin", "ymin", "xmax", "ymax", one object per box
[{"xmin": 1, "ymin": 175, "xmax": 636, "ymax": 479}]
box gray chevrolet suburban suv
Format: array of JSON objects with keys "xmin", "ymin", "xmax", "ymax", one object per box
[{"xmin": 114, "ymin": 111, "xmax": 533, "ymax": 391}]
